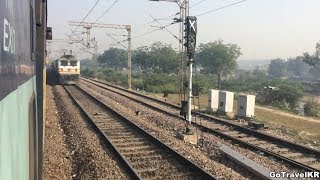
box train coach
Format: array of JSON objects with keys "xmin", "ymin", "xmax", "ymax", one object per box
[
  {"xmin": 0, "ymin": 0, "xmax": 50, "ymax": 179},
  {"xmin": 52, "ymin": 54, "xmax": 80, "ymax": 84}
]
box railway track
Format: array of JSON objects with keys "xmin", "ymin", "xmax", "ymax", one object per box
[
  {"xmin": 79, "ymin": 77, "xmax": 320, "ymax": 172},
  {"xmin": 63, "ymin": 85, "xmax": 217, "ymax": 180}
]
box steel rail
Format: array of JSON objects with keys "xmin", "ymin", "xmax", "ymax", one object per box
[
  {"xmin": 64, "ymin": 84, "xmax": 218, "ymax": 179},
  {"xmin": 63, "ymin": 85, "xmax": 142, "ymax": 179},
  {"xmin": 80, "ymin": 77, "xmax": 320, "ymax": 172}
]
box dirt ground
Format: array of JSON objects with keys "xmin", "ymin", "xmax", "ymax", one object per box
[{"xmin": 149, "ymin": 93, "xmax": 320, "ymax": 148}]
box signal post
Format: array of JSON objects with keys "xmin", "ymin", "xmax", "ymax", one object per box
[{"xmin": 184, "ymin": 16, "xmax": 197, "ymax": 124}]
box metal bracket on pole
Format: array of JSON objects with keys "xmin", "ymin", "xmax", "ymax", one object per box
[{"xmin": 68, "ymin": 21, "xmax": 132, "ymax": 90}]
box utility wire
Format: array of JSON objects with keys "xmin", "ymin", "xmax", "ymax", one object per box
[
  {"xmin": 94, "ymin": 0, "xmax": 120, "ymax": 23},
  {"xmin": 106, "ymin": 33, "xmax": 127, "ymax": 37},
  {"xmin": 195, "ymin": 0, "xmax": 248, "ymax": 16},
  {"xmin": 190, "ymin": 0, "xmax": 207, "ymax": 8},
  {"xmin": 114, "ymin": 22, "xmax": 175, "ymax": 43},
  {"xmin": 149, "ymin": 14, "xmax": 180, "ymax": 42},
  {"xmin": 132, "ymin": 29, "xmax": 161, "ymax": 39},
  {"xmin": 73, "ymin": 0, "xmax": 101, "ymax": 32},
  {"xmin": 106, "ymin": 32, "xmax": 127, "ymax": 49}
]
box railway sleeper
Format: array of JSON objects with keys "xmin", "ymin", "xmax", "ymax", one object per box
[
  {"xmin": 113, "ymin": 140, "xmax": 150, "ymax": 146},
  {"xmin": 101, "ymin": 129, "xmax": 132, "ymax": 133},
  {"xmin": 111, "ymin": 137, "xmax": 143, "ymax": 143},
  {"xmin": 280, "ymin": 152, "xmax": 303, "ymax": 158},
  {"xmin": 238, "ymin": 137, "xmax": 258, "ymax": 142},
  {"xmin": 130, "ymin": 159, "xmax": 169, "ymax": 166},
  {"xmin": 119, "ymin": 146, "xmax": 161, "ymax": 156},
  {"xmin": 258, "ymin": 143, "xmax": 278, "ymax": 149},
  {"xmin": 294, "ymin": 157, "xmax": 318, "ymax": 164},
  {"xmin": 106, "ymin": 134, "xmax": 138, "ymax": 138},
  {"xmin": 229, "ymin": 133, "xmax": 248, "ymax": 138},
  {"xmin": 310, "ymin": 163, "xmax": 320, "ymax": 170},
  {"xmin": 121, "ymin": 149, "xmax": 162, "ymax": 156},
  {"xmin": 104, "ymin": 129, "xmax": 134, "ymax": 136},
  {"xmin": 116, "ymin": 143, "xmax": 154, "ymax": 149},
  {"xmin": 117, "ymin": 145, "xmax": 156, "ymax": 151},
  {"xmin": 129, "ymin": 156, "xmax": 165, "ymax": 163},
  {"xmin": 99, "ymin": 124, "xmax": 130, "ymax": 129},
  {"xmin": 249, "ymin": 140, "xmax": 264, "ymax": 145},
  {"xmin": 134, "ymin": 163, "xmax": 189, "ymax": 176}
]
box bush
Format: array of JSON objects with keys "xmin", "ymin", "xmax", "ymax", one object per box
[
  {"xmin": 304, "ymin": 101, "xmax": 320, "ymax": 117},
  {"xmin": 268, "ymin": 85, "xmax": 303, "ymax": 107},
  {"xmin": 270, "ymin": 100, "xmax": 292, "ymax": 111}
]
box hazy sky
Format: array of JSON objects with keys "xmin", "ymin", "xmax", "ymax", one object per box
[{"xmin": 48, "ymin": 0, "xmax": 320, "ymax": 60}]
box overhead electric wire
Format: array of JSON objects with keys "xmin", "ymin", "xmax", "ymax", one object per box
[
  {"xmin": 132, "ymin": 29, "xmax": 161, "ymax": 39},
  {"xmin": 190, "ymin": 0, "xmax": 207, "ymax": 8},
  {"xmin": 106, "ymin": 33, "xmax": 127, "ymax": 37},
  {"xmin": 111, "ymin": 22, "xmax": 175, "ymax": 44},
  {"xmin": 106, "ymin": 32, "xmax": 127, "ymax": 49},
  {"xmin": 73, "ymin": 0, "xmax": 102, "ymax": 32},
  {"xmin": 94, "ymin": 0, "xmax": 120, "ymax": 23},
  {"xmin": 195, "ymin": 0, "xmax": 248, "ymax": 16},
  {"xmin": 149, "ymin": 14, "xmax": 180, "ymax": 42}
]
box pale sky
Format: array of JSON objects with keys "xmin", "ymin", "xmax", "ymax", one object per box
[{"xmin": 47, "ymin": 0, "xmax": 320, "ymax": 60}]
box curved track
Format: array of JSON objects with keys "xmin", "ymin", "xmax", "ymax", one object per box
[
  {"xmin": 64, "ymin": 85, "xmax": 217, "ymax": 180},
  {"xmin": 80, "ymin": 77, "xmax": 320, "ymax": 172}
]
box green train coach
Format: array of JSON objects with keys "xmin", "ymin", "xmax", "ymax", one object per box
[{"xmin": 0, "ymin": 0, "xmax": 51, "ymax": 179}]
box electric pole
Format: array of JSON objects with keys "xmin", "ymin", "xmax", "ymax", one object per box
[
  {"xmin": 127, "ymin": 27, "xmax": 132, "ymax": 90},
  {"xmin": 69, "ymin": 21, "xmax": 132, "ymax": 90}
]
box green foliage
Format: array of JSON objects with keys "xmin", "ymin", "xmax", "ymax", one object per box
[
  {"xmin": 80, "ymin": 59, "xmax": 95, "ymax": 68},
  {"xmin": 304, "ymin": 101, "xmax": 320, "ymax": 117},
  {"xmin": 197, "ymin": 40, "xmax": 241, "ymax": 75},
  {"xmin": 98, "ymin": 48, "xmax": 127, "ymax": 70},
  {"xmin": 197, "ymin": 40, "xmax": 241, "ymax": 89},
  {"xmin": 303, "ymin": 43, "xmax": 320, "ymax": 67},
  {"xmin": 81, "ymin": 67, "xmax": 95, "ymax": 77},
  {"xmin": 267, "ymin": 80, "xmax": 304, "ymax": 108},
  {"xmin": 133, "ymin": 42, "xmax": 179, "ymax": 73},
  {"xmin": 223, "ymin": 69, "xmax": 268, "ymax": 92},
  {"xmin": 268, "ymin": 58, "xmax": 287, "ymax": 79},
  {"xmin": 287, "ymin": 56, "xmax": 310, "ymax": 77},
  {"xmin": 141, "ymin": 73, "xmax": 179, "ymax": 93}
]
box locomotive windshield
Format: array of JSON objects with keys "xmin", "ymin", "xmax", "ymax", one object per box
[
  {"xmin": 70, "ymin": 61, "xmax": 78, "ymax": 67},
  {"xmin": 60, "ymin": 60, "xmax": 68, "ymax": 66}
]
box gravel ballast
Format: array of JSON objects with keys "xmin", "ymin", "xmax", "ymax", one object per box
[
  {"xmin": 43, "ymin": 83, "xmax": 129, "ymax": 179},
  {"xmin": 43, "ymin": 85, "xmax": 72, "ymax": 179},
  {"xmin": 79, "ymin": 80, "xmax": 304, "ymax": 179}
]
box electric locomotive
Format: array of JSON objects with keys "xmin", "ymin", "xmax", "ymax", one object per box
[
  {"xmin": 53, "ymin": 54, "xmax": 80, "ymax": 84},
  {"xmin": 0, "ymin": 0, "xmax": 50, "ymax": 179}
]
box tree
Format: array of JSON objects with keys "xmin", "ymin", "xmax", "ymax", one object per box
[
  {"xmin": 132, "ymin": 46, "xmax": 150, "ymax": 71},
  {"xmin": 97, "ymin": 48, "xmax": 127, "ymax": 70},
  {"xmin": 268, "ymin": 59, "xmax": 287, "ymax": 79},
  {"xmin": 197, "ymin": 40, "xmax": 242, "ymax": 89},
  {"xmin": 252, "ymin": 68, "xmax": 268, "ymax": 81},
  {"xmin": 265, "ymin": 80, "xmax": 304, "ymax": 108},
  {"xmin": 132, "ymin": 42, "xmax": 179, "ymax": 74},
  {"xmin": 286, "ymin": 56, "xmax": 310, "ymax": 77},
  {"xmin": 303, "ymin": 43, "xmax": 320, "ymax": 80},
  {"xmin": 303, "ymin": 43, "xmax": 320, "ymax": 67}
]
